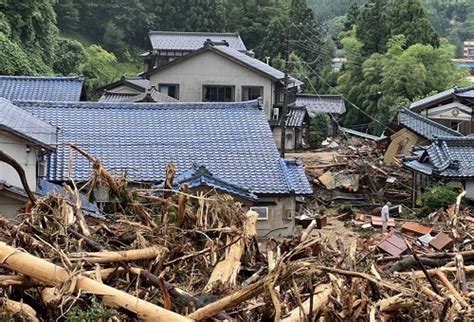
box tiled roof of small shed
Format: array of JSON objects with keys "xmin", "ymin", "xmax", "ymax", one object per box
[{"xmin": 296, "ymin": 94, "xmax": 346, "ymax": 115}]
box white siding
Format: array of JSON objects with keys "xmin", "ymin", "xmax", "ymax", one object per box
[
  {"xmin": 466, "ymin": 180, "xmax": 474, "ymax": 201},
  {"xmin": 149, "ymin": 50, "xmax": 275, "ymax": 118},
  {"xmin": 0, "ymin": 131, "xmax": 38, "ymax": 192}
]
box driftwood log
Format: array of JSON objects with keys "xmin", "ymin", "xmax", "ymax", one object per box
[
  {"xmin": 68, "ymin": 246, "xmax": 168, "ymax": 264},
  {"xmin": 0, "ymin": 242, "xmax": 190, "ymax": 321}
]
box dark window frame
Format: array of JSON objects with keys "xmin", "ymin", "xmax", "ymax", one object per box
[
  {"xmin": 202, "ymin": 85, "xmax": 235, "ymax": 102},
  {"xmin": 158, "ymin": 83, "xmax": 180, "ymax": 99},
  {"xmin": 241, "ymin": 86, "xmax": 264, "ymax": 101}
]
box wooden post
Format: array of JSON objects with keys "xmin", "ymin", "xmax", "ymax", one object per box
[{"xmin": 0, "ymin": 242, "xmax": 190, "ymax": 322}]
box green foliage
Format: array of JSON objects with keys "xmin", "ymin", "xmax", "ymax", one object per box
[
  {"xmin": 79, "ymin": 45, "xmax": 118, "ymax": 98},
  {"xmin": 0, "ymin": 33, "xmax": 36, "ymax": 75},
  {"xmin": 66, "ymin": 296, "xmax": 114, "ymax": 322},
  {"xmin": 53, "ymin": 37, "xmax": 85, "ymax": 75},
  {"xmin": 308, "ymin": 113, "xmax": 330, "ymax": 148},
  {"xmin": 421, "ymin": 0, "xmax": 474, "ymax": 56},
  {"xmin": 102, "ymin": 21, "xmax": 127, "ymax": 59},
  {"xmin": 420, "ymin": 182, "xmax": 461, "ymax": 214}
]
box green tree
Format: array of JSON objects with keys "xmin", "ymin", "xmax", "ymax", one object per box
[
  {"xmin": 344, "ymin": 1, "xmax": 359, "ymax": 31},
  {"xmin": 53, "ymin": 37, "xmax": 85, "ymax": 75},
  {"xmin": 387, "ymin": 0, "xmax": 439, "ymax": 48},
  {"xmin": 356, "ymin": 0, "xmax": 390, "ymax": 56},
  {"xmin": 103, "ymin": 22, "xmax": 127, "ymax": 59},
  {"xmin": 0, "ymin": 33, "xmax": 35, "ymax": 75},
  {"xmin": 79, "ymin": 45, "xmax": 118, "ymax": 98}
]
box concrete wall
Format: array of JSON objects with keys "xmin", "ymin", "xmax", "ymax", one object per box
[
  {"xmin": 0, "ymin": 132, "xmax": 38, "ymax": 191},
  {"xmin": 251, "ymin": 196, "xmax": 296, "ymax": 237},
  {"xmin": 272, "ymin": 127, "xmax": 296, "ymax": 151},
  {"xmin": 149, "ymin": 50, "xmax": 275, "ymax": 118},
  {"xmin": 466, "ymin": 180, "xmax": 474, "ymax": 201},
  {"xmin": 0, "ymin": 193, "xmax": 24, "ymax": 218}
]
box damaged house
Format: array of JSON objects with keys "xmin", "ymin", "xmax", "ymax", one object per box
[
  {"xmin": 403, "ymin": 136, "xmax": 474, "ymax": 202},
  {"xmin": 16, "ymin": 99, "xmax": 312, "ymax": 237},
  {"xmin": 384, "ymin": 108, "xmax": 463, "ymax": 164},
  {"xmin": 410, "ymin": 86, "xmax": 474, "ymax": 135}
]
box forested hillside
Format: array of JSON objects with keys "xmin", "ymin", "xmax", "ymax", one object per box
[{"xmin": 0, "ymin": 0, "xmax": 471, "ymax": 133}]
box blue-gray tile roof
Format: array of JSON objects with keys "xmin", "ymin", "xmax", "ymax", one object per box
[
  {"xmin": 149, "ymin": 31, "xmax": 247, "ymax": 52},
  {"xmin": 271, "ymin": 106, "xmax": 309, "ymax": 127},
  {"xmin": 296, "ymin": 94, "xmax": 346, "ymax": 116},
  {"xmin": 16, "ymin": 100, "xmax": 313, "ymax": 196},
  {"xmin": 410, "ymin": 86, "xmax": 474, "ymax": 111},
  {"xmin": 175, "ymin": 163, "xmax": 258, "ymax": 201},
  {"xmin": 0, "ymin": 98, "xmax": 56, "ymax": 148},
  {"xmin": 398, "ymin": 108, "xmax": 462, "ymax": 140},
  {"xmin": 0, "ymin": 75, "xmax": 84, "ymax": 102},
  {"xmin": 403, "ymin": 136, "xmax": 474, "ymax": 178}
]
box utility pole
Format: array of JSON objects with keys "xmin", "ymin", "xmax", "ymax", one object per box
[{"xmin": 280, "ymin": 25, "xmax": 290, "ymax": 158}]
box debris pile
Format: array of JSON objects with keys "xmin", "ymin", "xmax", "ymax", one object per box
[
  {"xmin": 299, "ymin": 139, "xmax": 413, "ymax": 207},
  {"xmin": 0, "ymin": 152, "xmax": 472, "ymax": 321}
]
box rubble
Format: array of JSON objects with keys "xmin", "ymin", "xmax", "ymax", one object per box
[{"xmin": 0, "ymin": 148, "xmax": 473, "ymax": 321}]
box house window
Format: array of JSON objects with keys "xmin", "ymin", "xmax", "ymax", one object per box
[
  {"xmin": 242, "ymin": 86, "xmax": 263, "ymax": 101},
  {"xmin": 159, "ymin": 84, "xmax": 179, "ymax": 99},
  {"xmin": 250, "ymin": 207, "xmax": 269, "ymax": 221},
  {"xmin": 450, "ymin": 121, "xmax": 460, "ymax": 131},
  {"xmin": 203, "ymin": 85, "xmax": 234, "ymax": 102}
]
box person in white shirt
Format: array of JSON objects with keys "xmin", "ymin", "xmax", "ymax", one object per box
[{"xmin": 381, "ymin": 202, "xmax": 392, "ymax": 234}]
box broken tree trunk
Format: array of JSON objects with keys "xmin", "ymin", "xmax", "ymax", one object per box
[
  {"xmin": 188, "ymin": 279, "xmax": 266, "ymax": 321},
  {"xmin": 204, "ymin": 210, "xmax": 257, "ymax": 292},
  {"xmin": 68, "ymin": 246, "xmax": 168, "ymax": 264},
  {"xmin": 434, "ymin": 270, "xmax": 469, "ymax": 309},
  {"xmin": 0, "ymin": 242, "xmax": 190, "ymax": 321},
  {"xmin": 281, "ymin": 283, "xmax": 332, "ymax": 322},
  {"xmin": 0, "ymin": 298, "xmax": 39, "ymax": 322},
  {"xmin": 455, "ymin": 255, "xmax": 467, "ymax": 294},
  {"xmin": 300, "ymin": 219, "xmax": 317, "ymax": 242},
  {"xmin": 376, "ymin": 294, "xmax": 415, "ymax": 312}
]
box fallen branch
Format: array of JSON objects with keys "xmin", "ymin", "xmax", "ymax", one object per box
[
  {"xmin": 0, "ymin": 150, "xmax": 36, "ymax": 204},
  {"xmin": 434, "ymin": 270, "xmax": 469, "ymax": 309},
  {"xmin": 188, "ymin": 280, "xmax": 266, "ymax": 321},
  {"xmin": 282, "ymin": 283, "xmax": 332, "ymax": 322},
  {"xmin": 394, "ymin": 265, "xmax": 474, "ymax": 279},
  {"xmin": 0, "ymin": 298, "xmax": 39, "ymax": 322},
  {"xmin": 68, "ymin": 246, "xmax": 168, "ymax": 264}
]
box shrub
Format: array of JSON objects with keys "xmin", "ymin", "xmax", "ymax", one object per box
[
  {"xmin": 420, "ymin": 182, "xmax": 461, "ymax": 214},
  {"xmin": 307, "ymin": 113, "xmax": 330, "ymax": 148}
]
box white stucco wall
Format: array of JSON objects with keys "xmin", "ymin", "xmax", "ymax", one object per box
[
  {"xmin": 0, "ymin": 132, "xmax": 38, "ymax": 192},
  {"xmin": 148, "ymin": 50, "xmax": 275, "ymax": 118}
]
